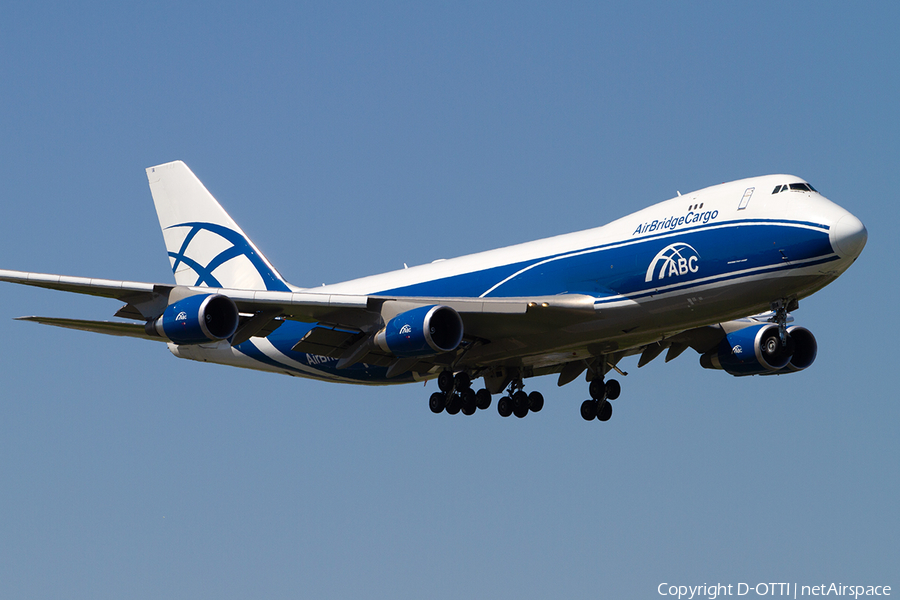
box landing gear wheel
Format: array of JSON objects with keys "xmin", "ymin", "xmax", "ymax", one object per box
[
  {"xmin": 512, "ymin": 390, "xmax": 529, "ymax": 411},
  {"xmin": 438, "ymin": 371, "xmax": 454, "ymax": 393},
  {"xmin": 461, "ymin": 389, "xmax": 477, "ymax": 415},
  {"xmin": 429, "ymin": 392, "xmax": 446, "ymax": 414},
  {"xmin": 498, "ymin": 396, "xmax": 513, "ymax": 417},
  {"xmin": 528, "ymin": 391, "xmax": 544, "ymax": 413},
  {"xmin": 597, "ymin": 400, "xmax": 612, "ymax": 422},
  {"xmin": 454, "ymin": 372, "xmax": 471, "ymax": 391},
  {"xmin": 581, "ymin": 399, "xmax": 598, "ymax": 421},
  {"xmin": 445, "ymin": 393, "xmax": 461, "ymax": 415},
  {"xmin": 589, "ymin": 378, "xmax": 607, "ymax": 401},
  {"xmin": 513, "ymin": 404, "xmax": 529, "ymax": 418},
  {"xmin": 605, "ymin": 379, "xmax": 621, "ymax": 401},
  {"xmin": 475, "ymin": 389, "xmax": 492, "ymax": 410}
]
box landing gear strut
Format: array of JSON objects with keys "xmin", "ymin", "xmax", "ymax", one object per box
[{"xmin": 769, "ymin": 298, "xmax": 798, "ymax": 346}]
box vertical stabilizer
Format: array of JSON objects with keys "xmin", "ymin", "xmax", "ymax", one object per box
[{"xmin": 146, "ymin": 161, "xmax": 291, "ymax": 292}]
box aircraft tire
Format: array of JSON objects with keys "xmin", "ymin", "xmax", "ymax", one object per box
[
  {"xmin": 475, "ymin": 389, "xmax": 492, "ymax": 410},
  {"xmin": 589, "ymin": 378, "xmax": 607, "ymax": 401},
  {"xmin": 597, "ymin": 400, "xmax": 612, "ymax": 422},
  {"xmin": 429, "ymin": 392, "xmax": 446, "ymax": 414},
  {"xmin": 446, "ymin": 393, "xmax": 461, "ymax": 415},
  {"xmin": 438, "ymin": 371, "xmax": 454, "ymax": 393},
  {"xmin": 581, "ymin": 399, "xmax": 598, "ymax": 421},
  {"xmin": 461, "ymin": 389, "xmax": 477, "ymax": 415},
  {"xmin": 528, "ymin": 391, "xmax": 544, "ymax": 412},
  {"xmin": 513, "ymin": 405, "xmax": 528, "ymax": 418},
  {"xmin": 455, "ymin": 372, "xmax": 471, "ymax": 391},
  {"xmin": 498, "ymin": 396, "xmax": 513, "ymax": 417},
  {"xmin": 512, "ymin": 390, "xmax": 529, "ymax": 411},
  {"xmin": 606, "ymin": 379, "xmax": 621, "ymax": 400}
]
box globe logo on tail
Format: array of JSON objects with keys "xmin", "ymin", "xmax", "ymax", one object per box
[{"xmin": 165, "ymin": 221, "xmax": 291, "ymax": 292}]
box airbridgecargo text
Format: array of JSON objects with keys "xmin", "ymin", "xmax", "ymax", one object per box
[
  {"xmin": 634, "ymin": 209, "xmax": 719, "ymax": 235},
  {"xmin": 657, "ymin": 583, "xmax": 890, "ymax": 599}
]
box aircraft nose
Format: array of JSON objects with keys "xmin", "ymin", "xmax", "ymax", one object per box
[{"xmin": 830, "ymin": 212, "xmax": 868, "ymax": 259}]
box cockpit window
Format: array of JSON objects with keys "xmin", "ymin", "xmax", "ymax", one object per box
[{"xmin": 773, "ymin": 182, "xmax": 818, "ymax": 194}]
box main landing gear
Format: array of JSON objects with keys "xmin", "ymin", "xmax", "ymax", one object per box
[
  {"xmin": 428, "ymin": 370, "xmax": 622, "ymax": 421},
  {"xmin": 496, "ymin": 381, "xmax": 543, "ymax": 419},
  {"xmin": 429, "ymin": 371, "xmax": 492, "ymax": 416},
  {"xmin": 428, "ymin": 371, "xmax": 544, "ymax": 418},
  {"xmin": 580, "ymin": 377, "xmax": 620, "ymax": 422}
]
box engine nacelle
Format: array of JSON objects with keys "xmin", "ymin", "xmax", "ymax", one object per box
[
  {"xmin": 774, "ymin": 326, "xmax": 817, "ymax": 373},
  {"xmin": 700, "ymin": 322, "xmax": 817, "ymax": 376},
  {"xmin": 148, "ymin": 293, "xmax": 240, "ymax": 345},
  {"xmin": 374, "ymin": 305, "xmax": 464, "ymax": 357}
]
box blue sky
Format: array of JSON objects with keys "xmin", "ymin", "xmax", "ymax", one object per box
[{"xmin": 1, "ymin": 3, "xmax": 897, "ymax": 598}]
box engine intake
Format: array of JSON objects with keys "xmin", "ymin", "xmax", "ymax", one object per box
[
  {"xmin": 700, "ymin": 323, "xmax": 816, "ymax": 376},
  {"xmin": 148, "ymin": 293, "xmax": 240, "ymax": 345},
  {"xmin": 776, "ymin": 326, "xmax": 817, "ymax": 373},
  {"xmin": 374, "ymin": 305, "xmax": 464, "ymax": 357}
]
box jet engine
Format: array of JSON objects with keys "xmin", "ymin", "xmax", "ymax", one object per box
[
  {"xmin": 773, "ymin": 326, "xmax": 817, "ymax": 373},
  {"xmin": 147, "ymin": 293, "xmax": 240, "ymax": 345},
  {"xmin": 374, "ymin": 305, "xmax": 464, "ymax": 357},
  {"xmin": 700, "ymin": 323, "xmax": 817, "ymax": 376}
]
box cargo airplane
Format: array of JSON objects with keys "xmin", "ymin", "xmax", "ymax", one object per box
[{"xmin": 0, "ymin": 161, "xmax": 867, "ymax": 421}]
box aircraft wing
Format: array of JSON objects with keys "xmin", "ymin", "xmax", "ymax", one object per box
[
  {"xmin": 1, "ymin": 267, "xmax": 598, "ymax": 352},
  {"xmin": 3, "ymin": 268, "xmax": 789, "ymax": 384}
]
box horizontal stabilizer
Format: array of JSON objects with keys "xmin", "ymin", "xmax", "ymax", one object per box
[
  {"xmin": 0, "ymin": 269, "xmax": 162, "ymax": 300},
  {"xmin": 15, "ymin": 316, "xmax": 166, "ymax": 341}
]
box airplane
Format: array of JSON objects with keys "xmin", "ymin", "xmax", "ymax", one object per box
[{"xmin": 0, "ymin": 161, "xmax": 867, "ymax": 422}]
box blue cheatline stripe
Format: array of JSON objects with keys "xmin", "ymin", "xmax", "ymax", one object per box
[
  {"xmin": 233, "ymin": 321, "xmax": 415, "ymax": 384},
  {"xmin": 233, "ymin": 339, "xmax": 352, "ymax": 382},
  {"xmin": 375, "ymin": 220, "xmax": 836, "ymax": 300},
  {"xmin": 165, "ymin": 222, "xmax": 291, "ymax": 292},
  {"xmin": 591, "ymin": 254, "xmax": 841, "ymax": 306}
]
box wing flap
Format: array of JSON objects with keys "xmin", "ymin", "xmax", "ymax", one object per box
[{"xmin": 291, "ymin": 325, "xmax": 366, "ymax": 358}]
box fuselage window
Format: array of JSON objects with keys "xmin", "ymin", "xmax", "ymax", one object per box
[{"xmin": 772, "ymin": 185, "xmax": 783, "ymax": 194}]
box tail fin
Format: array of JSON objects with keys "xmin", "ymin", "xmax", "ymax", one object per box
[{"xmin": 146, "ymin": 161, "xmax": 292, "ymax": 292}]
